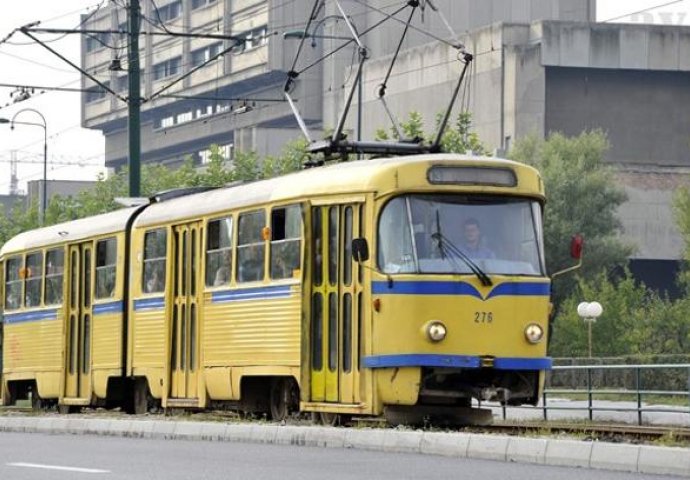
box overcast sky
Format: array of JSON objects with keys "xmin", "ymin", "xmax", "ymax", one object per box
[{"xmin": 0, "ymin": 0, "xmax": 688, "ymax": 195}]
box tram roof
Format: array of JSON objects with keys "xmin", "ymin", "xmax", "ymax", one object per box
[
  {"xmin": 133, "ymin": 154, "xmax": 541, "ymax": 228},
  {"xmin": 0, "ymin": 206, "xmax": 140, "ymax": 256}
]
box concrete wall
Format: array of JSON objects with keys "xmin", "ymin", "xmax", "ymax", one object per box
[
  {"xmin": 545, "ymin": 67, "xmax": 690, "ymax": 167},
  {"xmin": 615, "ymin": 170, "xmax": 690, "ymax": 260}
]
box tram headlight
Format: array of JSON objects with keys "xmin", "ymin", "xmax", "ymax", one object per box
[
  {"xmin": 524, "ymin": 323, "xmax": 544, "ymax": 344},
  {"xmin": 427, "ymin": 321, "xmax": 447, "ymax": 342}
]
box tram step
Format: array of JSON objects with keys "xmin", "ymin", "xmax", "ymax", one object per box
[{"xmin": 166, "ymin": 398, "xmax": 200, "ymax": 408}]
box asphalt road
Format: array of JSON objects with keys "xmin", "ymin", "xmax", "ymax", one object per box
[{"xmin": 0, "ymin": 432, "xmax": 683, "ymax": 480}]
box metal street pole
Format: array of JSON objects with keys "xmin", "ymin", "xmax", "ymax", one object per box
[
  {"xmin": 128, "ymin": 0, "xmax": 141, "ymax": 197},
  {"xmin": 0, "ymin": 109, "xmax": 48, "ymax": 225}
]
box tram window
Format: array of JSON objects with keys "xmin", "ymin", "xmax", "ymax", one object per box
[
  {"xmin": 343, "ymin": 293, "xmax": 352, "ymax": 373},
  {"xmin": 343, "ymin": 207, "xmax": 353, "ymax": 286},
  {"xmin": 311, "ymin": 293, "xmax": 323, "ymax": 371},
  {"xmin": 312, "ymin": 208, "xmax": 323, "ymax": 286},
  {"xmin": 143, "ymin": 228, "xmax": 167, "ymax": 293},
  {"xmin": 84, "ymin": 249, "xmax": 92, "ymax": 308},
  {"xmin": 328, "ymin": 207, "xmax": 338, "ymax": 285},
  {"xmin": 5, "ymin": 256, "xmax": 22, "ymax": 310},
  {"xmin": 270, "ymin": 205, "xmax": 301, "ymax": 280},
  {"xmin": 206, "ymin": 217, "xmax": 232, "ymax": 287},
  {"xmin": 328, "ymin": 292, "xmax": 337, "ymax": 372},
  {"xmin": 237, "ymin": 210, "xmax": 265, "ymax": 283},
  {"xmin": 95, "ymin": 238, "xmax": 117, "ymax": 299},
  {"xmin": 25, "ymin": 252, "xmax": 43, "ymax": 308},
  {"xmin": 45, "ymin": 249, "xmax": 64, "ymax": 305}
]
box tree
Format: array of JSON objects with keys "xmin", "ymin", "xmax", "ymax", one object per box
[
  {"xmin": 509, "ymin": 131, "xmax": 632, "ymax": 305},
  {"xmin": 673, "ymin": 187, "xmax": 690, "ymax": 290},
  {"xmin": 375, "ymin": 111, "xmax": 490, "ymax": 156},
  {"xmin": 551, "ymin": 270, "xmax": 690, "ymax": 357}
]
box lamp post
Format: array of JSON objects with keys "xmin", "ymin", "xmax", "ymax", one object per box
[
  {"xmin": 577, "ymin": 301, "xmax": 603, "ymax": 358},
  {"xmin": 0, "ymin": 109, "xmax": 48, "ymax": 225}
]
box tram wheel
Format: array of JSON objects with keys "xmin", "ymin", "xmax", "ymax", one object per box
[
  {"xmin": 269, "ymin": 378, "xmax": 299, "ymax": 421},
  {"xmin": 30, "ymin": 390, "xmax": 44, "ymax": 411},
  {"xmin": 318, "ymin": 412, "xmax": 351, "ymax": 427},
  {"xmin": 58, "ymin": 404, "xmax": 80, "ymax": 414}
]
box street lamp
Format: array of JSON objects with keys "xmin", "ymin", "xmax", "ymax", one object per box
[
  {"xmin": 0, "ymin": 109, "xmax": 48, "ymax": 225},
  {"xmin": 577, "ymin": 301, "xmax": 603, "ymax": 358}
]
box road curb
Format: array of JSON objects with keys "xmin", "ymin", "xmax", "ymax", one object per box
[{"xmin": 0, "ymin": 416, "xmax": 688, "ymax": 477}]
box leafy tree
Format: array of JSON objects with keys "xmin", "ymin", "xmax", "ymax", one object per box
[
  {"xmin": 673, "ymin": 187, "xmax": 690, "ymax": 290},
  {"xmin": 375, "ymin": 111, "xmax": 489, "ymax": 155},
  {"xmin": 509, "ymin": 131, "xmax": 632, "ymax": 305},
  {"xmin": 551, "ymin": 271, "xmax": 690, "ymax": 357}
]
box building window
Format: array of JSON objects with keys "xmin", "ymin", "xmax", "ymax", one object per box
[
  {"xmin": 143, "ymin": 228, "xmax": 167, "ymax": 293},
  {"xmin": 199, "ymin": 143, "xmax": 233, "ymax": 164},
  {"xmin": 152, "ymin": 0, "xmax": 182, "ymax": 24},
  {"xmin": 270, "ymin": 205, "xmax": 302, "ymax": 280},
  {"xmin": 85, "ymin": 32, "xmax": 110, "ymax": 52},
  {"xmin": 45, "ymin": 249, "xmax": 64, "ymax": 305},
  {"xmin": 153, "ymin": 56, "xmax": 182, "ymax": 80},
  {"xmin": 86, "ymin": 83, "xmax": 109, "ymax": 103},
  {"xmin": 116, "ymin": 70, "xmax": 145, "ymax": 92},
  {"xmin": 190, "ymin": 42, "xmax": 223, "ymax": 68},
  {"xmin": 96, "ymin": 238, "xmax": 117, "ymax": 299},
  {"xmin": 191, "ymin": 0, "xmax": 217, "ymax": 10},
  {"xmin": 235, "ymin": 26, "xmax": 268, "ymax": 53}
]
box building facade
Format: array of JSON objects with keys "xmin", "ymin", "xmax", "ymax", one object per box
[{"xmin": 81, "ymin": 0, "xmax": 688, "ymax": 292}]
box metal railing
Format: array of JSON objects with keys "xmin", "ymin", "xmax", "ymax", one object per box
[{"xmin": 499, "ymin": 364, "xmax": 690, "ymax": 425}]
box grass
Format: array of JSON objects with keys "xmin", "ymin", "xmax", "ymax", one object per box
[{"xmin": 546, "ymin": 390, "xmax": 690, "ymax": 407}]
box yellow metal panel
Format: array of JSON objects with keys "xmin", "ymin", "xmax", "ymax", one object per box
[
  {"xmin": 132, "ymin": 310, "xmax": 166, "ymax": 367},
  {"xmin": 371, "ymin": 281, "xmax": 550, "ymax": 359},
  {"xmin": 92, "ymin": 312, "xmax": 122, "ymax": 369},
  {"xmin": 3, "ymin": 316, "xmax": 62, "ymax": 372},
  {"xmin": 203, "ymin": 289, "xmax": 301, "ymax": 367}
]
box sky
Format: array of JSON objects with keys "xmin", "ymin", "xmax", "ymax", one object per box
[{"xmin": 0, "ymin": 0, "xmax": 688, "ymax": 196}]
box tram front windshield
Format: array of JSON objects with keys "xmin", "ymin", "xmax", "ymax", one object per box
[{"xmin": 378, "ymin": 194, "xmax": 545, "ymax": 276}]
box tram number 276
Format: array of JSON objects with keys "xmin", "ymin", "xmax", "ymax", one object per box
[{"xmin": 474, "ymin": 311, "xmax": 493, "ymax": 323}]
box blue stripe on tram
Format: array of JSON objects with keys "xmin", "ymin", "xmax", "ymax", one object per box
[
  {"xmin": 211, "ymin": 284, "xmax": 293, "ymax": 304},
  {"xmin": 362, "ymin": 354, "xmax": 552, "ymax": 370},
  {"xmin": 4, "ymin": 308, "xmax": 59, "ymax": 325},
  {"xmin": 372, "ymin": 281, "xmax": 550, "ymax": 301}
]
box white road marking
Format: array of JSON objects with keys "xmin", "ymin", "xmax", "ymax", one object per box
[{"xmin": 7, "ymin": 462, "xmax": 110, "ymax": 474}]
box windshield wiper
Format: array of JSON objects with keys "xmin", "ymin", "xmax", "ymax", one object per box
[{"xmin": 431, "ymin": 231, "xmax": 493, "ymax": 287}]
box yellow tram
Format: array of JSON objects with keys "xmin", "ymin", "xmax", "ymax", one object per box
[{"xmin": 1, "ymin": 154, "xmax": 550, "ymax": 422}]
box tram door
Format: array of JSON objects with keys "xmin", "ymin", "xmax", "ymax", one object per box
[
  {"xmin": 310, "ymin": 203, "xmax": 363, "ymax": 404},
  {"xmin": 169, "ymin": 222, "xmax": 201, "ymax": 400},
  {"xmin": 64, "ymin": 243, "xmax": 93, "ymax": 400}
]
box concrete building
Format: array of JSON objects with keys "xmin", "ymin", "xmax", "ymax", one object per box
[
  {"xmin": 80, "ymin": 0, "xmax": 688, "ymax": 294},
  {"xmin": 26, "ymin": 179, "xmax": 97, "ymax": 208},
  {"xmin": 351, "ymin": 19, "xmax": 690, "ymax": 295},
  {"xmin": 81, "ymin": 0, "xmax": 321, "ymax": 169}
]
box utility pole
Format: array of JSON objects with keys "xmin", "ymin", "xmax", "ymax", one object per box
[{"xmin": 127, "ymin": 0, "xmax": 141, "ymax": 198}]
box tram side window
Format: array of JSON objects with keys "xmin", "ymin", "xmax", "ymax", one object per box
[
  {"xmin": 143, "ymin": 229, "xmax": 167, "ymax": 293},
  {"xmin": 206, "ymin": 217, "xmax": 233, "ymax": 287},
  {"xmin": 5, "ymin": 256, "xmax": 22, "ymax": 310},
  {"xmin": 236, "ymin": 210, "xmax": 265, "ymax": 283},
  {"xmin": 25, "ymin": 253, "xmax": 43, "ymax": 307},
  {"xmin": 45, "ymin": 249, "xmax": 65, "ymax": 305},
  {"xmin": 96, "ymin": 238, "xmax": 117, "ymax": 298},
  {"xmin": 270, "ymin": 205, "xmax": 301, "ymax": 280}
]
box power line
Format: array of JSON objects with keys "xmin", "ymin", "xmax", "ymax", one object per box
[{"xmin": 600, "ymin": 0, "xmax": 685, "ymax": 23}]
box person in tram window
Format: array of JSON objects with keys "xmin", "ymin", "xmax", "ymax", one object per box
[
  {"xmin": 213, "ymin": 251, "xmax": 231, "ymax": 286},
  {"xmin": 460, "ymin": 218, "xmax": 495, "ymax": 260}
]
